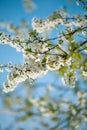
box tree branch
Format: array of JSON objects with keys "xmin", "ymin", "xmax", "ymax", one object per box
[
  {"xmin": 79, "ymin": 40, "xmax": 87, "ymax": 47},
  {"xmin": 73, "ymin": 40, "xmax": 87, "ymax": 52},
  {"xmin": 78, "ymin": 46, "xmax": 87, "ymax": 52}
]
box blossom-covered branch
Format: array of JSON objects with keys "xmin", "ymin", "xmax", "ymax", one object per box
[{"xmin": 0, "ymin": 7, "xmax": 87, "ymax": 92}]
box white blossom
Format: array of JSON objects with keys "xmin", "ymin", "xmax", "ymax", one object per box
[
  {"xmin": 82, "ymin": 71, "xmax": 87, "ymax": 77},
  {"xmin": 0, "ymin": 8, "xmax": 87, "ymax": 92}
]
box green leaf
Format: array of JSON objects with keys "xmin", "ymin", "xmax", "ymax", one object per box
[
  {"xmin": 51, "ymin": 117, "xmax": 59, "ymax": 121},
  {"xmin": 42, "ymin": 55, "xmax": 47, "ymax": 66},
  {"xmin": 72, "ymin": 52, "xmax": 81, "ymax": 60},
  {"xmin": 27, "ymin": 111, "xmax": 33, "ymax": 117},
  {"xmin": 69, "ymin": 42, "xmax": 79, "ymax": 53},
  {"xmin": 30, "ymin": 30, "xmax": 37, "ymax": 35},
  {"xmin": 83, "ymin": 5, "xmax": 87, "ymax": 10},
  {"xmin": 3, "ymin": 96, "xmax": 11, "ymax": 108},
  {"xmin": 16, "ymin": 115, "xmax": 27, "ymax": 122},
  {"xmin": 25, "ymin": 48, "xmax": 31, "ymax": 52},
  {"xmin": 48, "ymin": 102, "xmax": 54, "ymax": 110},
  {"xmin": 0, "ymin": 32, "xmax": 2, "ymax": 36},
  {"xmin": 72, "ymin": 61, "xmax": 80, "ymax": 69},
  {"xmin": 41, "ymin": 123, "xmax": 49, "ymax": 127},
  {"xmin": 67, "ymin": 35, "xmax": 73, "ymax": 42},
  {"xmin": 58, "ymin": 66, "xmax": 67, "ymax": 75},
  {"xmin": 13, "ymin": 73, "xmax": 19, "ymax": 78},
  {"xmin": 25, "ymin": 99, "xmax": 33, "ymax": 107}
]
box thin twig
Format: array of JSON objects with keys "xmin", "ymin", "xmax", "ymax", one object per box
[
  {"xmin": 73, "ymin": 40, "xmax": 87, "ymax": 52},
  {"xmin": 80, "ymin": 40, "xmax": 87, "ymax": 46},
  {"xmin": 81, "ymin": 0, "xmax": 86, "ymax": 6},
  {"xmin": 78, "ymin": 46, "xmax": 87, "ymax": 52},
  {"xmin": 40, "ymin": 37, "xmax": 58, "ymax": 43}
]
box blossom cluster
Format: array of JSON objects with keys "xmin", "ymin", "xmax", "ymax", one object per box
[
  {"xmin": 32, "ymin": 10, "xmax": 66, "ymax": 33},
  {"xmin": 32, "ymin": 10, "xmax": 87, "ymax": 33},
  {"xmin": 2, "ymin": 57, "xmax": 47, "ymax": 93},
  {"xmin": 23, "ymin": 0, "xmax": 36, "ymax": 12},
  {"xmin": 0, "ymin": 8, "xmax": 87, "ymax": 92}
]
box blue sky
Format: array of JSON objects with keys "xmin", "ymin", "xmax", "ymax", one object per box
[
  {"xmin": 0, "ymin": 0, "xmax": 84, "ymax": 83},
  {"xmin": 0, "ymin": 0, "xmax": 86, "ymax": 129}
]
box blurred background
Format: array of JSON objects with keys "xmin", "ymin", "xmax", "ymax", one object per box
[{"xmin": 0, "ymin": 0, "xmax": 87, "ymax": 130}]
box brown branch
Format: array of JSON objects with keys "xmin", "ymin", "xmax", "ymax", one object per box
[
  {"xmin": 0, "ymin": 64, "xmax": 22, "ymax": 72},
  {"xmin": 48, "ymin": 119, "xmax": 68, "ymax": 130},
  {"xmin": 73, "ymin": 40, "xmax": 87, "ymax": 52},
  {"xmin": 29, "ymin": 41, "xmax": 68, "ymax": 56},
  {"xmin": 58, "ymin": 44, "xmax": 68, "ymax": 55},
  {"xmin": 34, "ymin": 26, "xmax": 87, "ymax": 44},
  {"xmin": 29, "ymin": 44, "xmax": 59, "ymax": 54},
  {"xmin": 78, "ymin": 46, "xmax": 87, "ymax": 52},
  {"xmin": 79, "ymin": 40, "xmax": 87, "ymax": 46},
  {"xmin": 39, "ymin": 37, "xmax": 58, "ymax": 43},
  {"xmin": 68, "ymin": 26, "xmax": 87, "ymax": 36}
]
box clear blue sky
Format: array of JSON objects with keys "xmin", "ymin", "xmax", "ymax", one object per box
[
  {"xmin": 0, "ymin": 0, "xmax": 84, "ymax": 83},
  {"xmin": 0, "ymin": 0, "xmax": 85, "ymax": 129}
]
